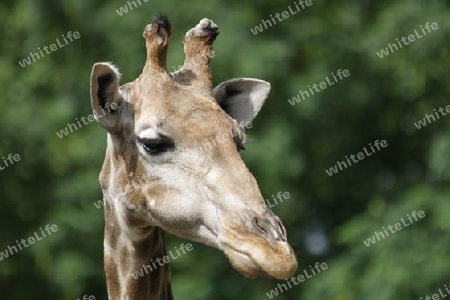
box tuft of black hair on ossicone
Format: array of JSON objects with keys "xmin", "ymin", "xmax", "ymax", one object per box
[{"xmin": 151, "ymin": 13, "xmax": 171, "ymax": 35}]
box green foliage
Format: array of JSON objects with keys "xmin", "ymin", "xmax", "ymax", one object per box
[{"xmin": 0, "ymin": 0, "xmax": 449, "ymax": 299}]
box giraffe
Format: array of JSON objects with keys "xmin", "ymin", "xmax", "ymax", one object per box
[{"xmin": 89, "ymin": 15, "xmax": 297, "ymax": 300}]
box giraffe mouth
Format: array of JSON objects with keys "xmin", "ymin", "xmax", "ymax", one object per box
[
  {"xmin": 221, "ymin": 241, "xmax": 297, "ymax": 280},
  {"xmin": 225, "ymin": 247, "xmax": 270, "ymax": 278}
]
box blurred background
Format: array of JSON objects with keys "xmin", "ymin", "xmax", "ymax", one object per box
[{"xmin": 1, "ymin": 0, "xmax": 449, "ymax": 299}]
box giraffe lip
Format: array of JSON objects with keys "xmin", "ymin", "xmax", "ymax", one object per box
[
  {"xmin": 220, "ymin": 239, "xmax": 298, "ymax": 280},
  {"xmin": 221, "ymin": 244, "xmax": 270, "ymax": 278}
]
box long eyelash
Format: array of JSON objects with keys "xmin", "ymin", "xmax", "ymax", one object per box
[
  {"xmin": 241, "ymin": 134, "xmax": 251, "ymax": 145},
  {"xmin": 240, "ymin": 136, "xmax": 254, "ymax": 151},
  {"xmin": 234, "ymin": 133, "xmax": 251, "ymax": 151}
]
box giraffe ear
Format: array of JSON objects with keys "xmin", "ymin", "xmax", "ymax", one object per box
[
  {"xmin": 213, "ymin": 78, "xmax": 270, "ymax": 124},
  {"xmin": 90, "ymin": 62, "xmax": 123, "ymax": 133}
]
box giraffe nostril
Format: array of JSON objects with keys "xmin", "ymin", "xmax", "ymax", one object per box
[
  {"xmin": 277, "ymin": 221, "xmax": 287, "ymax": 242},
  {"xmin": 254, "ymin": 217, "xmax": 269, "ymax": 235},
  {"xmin": 253, "ymin": 217, "xmax": 284, "ymax": 242}
]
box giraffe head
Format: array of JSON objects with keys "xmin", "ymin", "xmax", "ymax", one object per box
[{"xmin": 90, "ymin": 15, "xmax": 297, "ymax": 281}]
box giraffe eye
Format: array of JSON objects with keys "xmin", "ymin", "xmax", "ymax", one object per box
[{"xmin": 137, "ymin": 137, "xmax": 174, "ymax": 155}]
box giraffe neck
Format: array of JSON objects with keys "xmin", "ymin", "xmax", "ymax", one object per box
[{"xmin": 103, "ymin": 198, "xmax": 173, "ymax": 300}]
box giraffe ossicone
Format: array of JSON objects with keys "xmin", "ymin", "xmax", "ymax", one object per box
[{"xmin": 90, "ymin": 14, "xmax": 297, "ymax": 300}]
